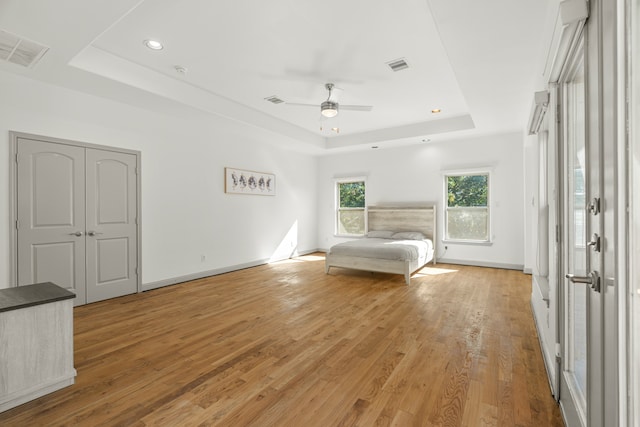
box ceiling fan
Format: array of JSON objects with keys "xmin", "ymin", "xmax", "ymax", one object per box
[{"xmin": 287, "ymin": 83, "xmax": 373, "ymax": 118}]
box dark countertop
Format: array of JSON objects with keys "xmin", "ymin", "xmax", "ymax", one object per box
[{"xmin": 0, "ymin": 282, "xmax": 76, "ymax": 313}]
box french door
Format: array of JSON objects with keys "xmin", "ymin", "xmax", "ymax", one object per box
[
  {"xmin": 14, "ymin": 133, "xmax": 140, "ymax": 305},
  {"xmin": 559, "ymin": 0, "xmax": 621, "ymax": 424},
  {"xmin": 559, "ymin": 36, "xmax": 600, "ymax": 426}
]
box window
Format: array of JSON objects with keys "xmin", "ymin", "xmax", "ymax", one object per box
[
  {"xmin": 444, "ymin": 172, "xmax": 490, "ymax": 242},
  {"xmin": 335, "ymin": 178, "xmax": 366, "ymax": 236}
]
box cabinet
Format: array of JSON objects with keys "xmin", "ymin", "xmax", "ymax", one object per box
[{"xmin": 0, "ymin": 282, "xmax": 76, "ymax": 412}]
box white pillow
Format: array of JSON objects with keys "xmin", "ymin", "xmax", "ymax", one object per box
[
  {"xmin": 367, "ymin": 230, "xmax": 395, "ymax": 239},
  {"xmin": 391, "ymin": 231, "xmax": 426, "ymax": 240}
]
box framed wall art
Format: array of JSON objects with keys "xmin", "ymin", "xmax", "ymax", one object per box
[{"xmin": 225, "ymin": 167, "xmax": 275, "ymax": 195}]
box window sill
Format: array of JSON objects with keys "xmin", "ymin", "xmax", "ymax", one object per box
[{"xmin": 442, "ymin": 239, "xmax": 493, "ymax": 246}]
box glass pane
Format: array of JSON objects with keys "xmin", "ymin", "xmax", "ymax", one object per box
[
  {"xmin": 447, "ymin": 174, "xmax": 488, "ymax": 207},
  {"xmin": 338, "ymin": 182, "xmax": 365, "ymax": 208},
  {"xmin": 338, "ymin": 210, "xmax": 365, "ymax": 235},
  {"xmin": 445, "ymin": 207, "xmax": 488, "ymax": 240},
  {"xmin": 566, "ymin": 54, "xmax": 587, "ymax": 415}
]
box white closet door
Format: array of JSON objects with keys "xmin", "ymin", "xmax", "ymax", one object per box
[
  {"xmin": 17, "ymin": 138, "xmax": 87, "ymax": 304},
  {"xmin": 16, "ymin": 136, "xmax": 139, "ymax": 306},
  {"xmin": 85, "ymin": 148, "xmax": 138, "ymax": 303}
]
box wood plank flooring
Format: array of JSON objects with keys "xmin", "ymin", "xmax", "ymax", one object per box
[{"xmin": 0, "ymin": 254, "xmax": 564, "ymax": 426}]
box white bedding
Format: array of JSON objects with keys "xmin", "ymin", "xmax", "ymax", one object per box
[{"xmin": 327, "ymin": 237, "xmax": 433, "ymax": 261}]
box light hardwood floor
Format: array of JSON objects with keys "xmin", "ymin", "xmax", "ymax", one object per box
[{"xmin": 0, "ymin": 254, "xmax": 564, "ymax": 426}]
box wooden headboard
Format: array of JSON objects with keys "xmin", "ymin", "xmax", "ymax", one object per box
[{"xmin": 367, "ymin": 205, "xmax": 436, "ymax": 242}]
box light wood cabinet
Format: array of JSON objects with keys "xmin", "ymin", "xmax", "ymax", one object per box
[{"xmin": 0, "ymin": 282, "xmax": 76, "ymax": 413}]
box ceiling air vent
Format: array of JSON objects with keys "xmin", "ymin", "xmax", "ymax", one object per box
[
  {"xmin": 386, "ymin": 58, "xmax": 409, "ymax": 72},
  {"xmin": 264, "ymin": 95, "xmax": 284, "ymax": 104},
  {"xmin": 0, "ymin": 30, "xmax": 48, "ymax": 68}
]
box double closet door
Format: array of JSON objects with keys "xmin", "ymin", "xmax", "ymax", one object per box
[{"xmin": 15, "ymin": 135, "xmax": 139, "ymax": 305}]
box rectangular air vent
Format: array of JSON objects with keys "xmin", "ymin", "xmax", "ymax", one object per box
[
  {"xmin": 264, "ymin": 96, "xmax": 284, "ymax": 104},
  {"xmin": 0, "ymin": 30, "xmax": 48, "ymax": 68},
  {"xmin": 386, "ymin": 58, "xmax": 409, "ymax": 72}
]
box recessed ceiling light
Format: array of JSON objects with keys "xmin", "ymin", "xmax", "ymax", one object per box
[
  {"xmin": 431, "ymin": 108, "xmax": 441, "ymax": 114},
  {"xmin": 144, "ymin": 39, "xmax": 163, "ymax": 50}
]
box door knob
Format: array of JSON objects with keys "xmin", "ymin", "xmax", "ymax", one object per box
[
  {"xmin": 566, "ymin": 271, "xmax": 601, "ymax": 293},
  {"xmin": 68, "ymin": 231, "xmax": 83, "ymax": 237},
  {"xmin": 87, "ymin": 231, "xmax": 103, "ymax": 236}
]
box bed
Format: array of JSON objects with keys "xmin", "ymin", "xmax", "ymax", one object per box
[{"xmin": 325, "ymin": 205, "xmax": 436, "ymax": 284}]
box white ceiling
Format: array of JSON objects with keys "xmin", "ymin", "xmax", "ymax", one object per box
[{"xmin": 0, "ymin": 0, "xmax": 552, "ymax": 154}]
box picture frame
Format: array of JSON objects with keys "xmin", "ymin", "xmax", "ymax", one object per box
[{"xmin": 224, "ymin": 167, "xmax": 275, "ymax": 195}]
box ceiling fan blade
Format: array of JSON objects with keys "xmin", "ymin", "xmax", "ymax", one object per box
[
  {"xmin": 328, "ymin": 86, "xmax": 343, "ymax": 102},
  {"xmin": 340, "ymin": 105, "xmax": 373, "ymax": 112},
  {"xmin": 285, "ymin": 102, "xmax": 318, "ymax": 107}
]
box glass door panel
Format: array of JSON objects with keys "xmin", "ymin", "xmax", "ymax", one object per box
[{"xmin": 564, "ymin": 52, "xmax": 587, "ymax": 424}]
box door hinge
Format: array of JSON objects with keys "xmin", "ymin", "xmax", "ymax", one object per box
[
  {"xmin": 556, "ymin": 108, "xmax": 561, "ymax": 124},
  {"xmin": 555, "ymin": 224, "xmax": 560, "ymax": 243},
  {"xmin": 15, "ymin": 153, "xmax": 19, "ymax": 164},
  {"xmin": 15, "ymin": 219, "xmax": 19, "ymax": 230}
]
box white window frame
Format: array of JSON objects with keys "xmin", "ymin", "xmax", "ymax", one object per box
[
  {"xmin": 334, "ymin": 176, "xmax": 367, "ymax": 237},
  {"xmin": 443, "ymin": 169, "xmax": 492, "ymax": 244}
]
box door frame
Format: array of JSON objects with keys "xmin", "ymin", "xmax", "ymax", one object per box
[
  {"xmin": 623, "ymin": 0, "xmax": 635, "ymax": 424},
  {"xmin": 8, "ymin": 131, "xmax": 142, "ymax": 294}
]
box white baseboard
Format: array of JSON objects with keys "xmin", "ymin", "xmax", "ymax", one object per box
[
  {"xmin": 437, "ymin": 258, "xmax": 524, "ymax": 271},
  {"xmin": 0, "ymin": 371, "xmax": 76, "ymax": 413},
  {"xmin": 533, "ymin": 275, "xmax": 550, "ymax": 306},
  {"xmin": 142, "ymin": 248, "xmax": 320, "ymax": 292},
  {"xmin": 530, "ymin": 299, "xmax": 558, "ymax": 399}
]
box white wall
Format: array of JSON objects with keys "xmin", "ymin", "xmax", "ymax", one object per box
[
  {"xmin": 0, "ymin": 70, "xmax": 318, "ymax": 288},
  {"xmin": 317, "ymin": 132, "xmax": 526, "ymax": 269}
]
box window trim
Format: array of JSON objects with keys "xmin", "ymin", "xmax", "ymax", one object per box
[
  {"xmin": 334, "ymin": 176, "xmax": 367, "ymax": 237},
  {"xmin": 442, "ymin": 169, "xmax": 492, "ymax": 244}
]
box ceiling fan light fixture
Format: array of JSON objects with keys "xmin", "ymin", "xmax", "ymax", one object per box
[{"xmin": 321, "ymin": 101, "xmax": 338, "ymax": 117}]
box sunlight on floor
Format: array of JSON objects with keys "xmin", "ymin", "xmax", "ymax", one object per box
[
  {"xmin": 269, "ymin": 254, "xmax": 325, "ymax": 265},
  {"xmin": 296, "ymin": 254, "xmax": 325, "ymax": 262},
  {"xmin": 271, "ymin": 258, "xmax": 303, "ymax": 265},
  {"xmin": 413, "ymin": 266, "xmax": 459, "ymax": 277}
]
